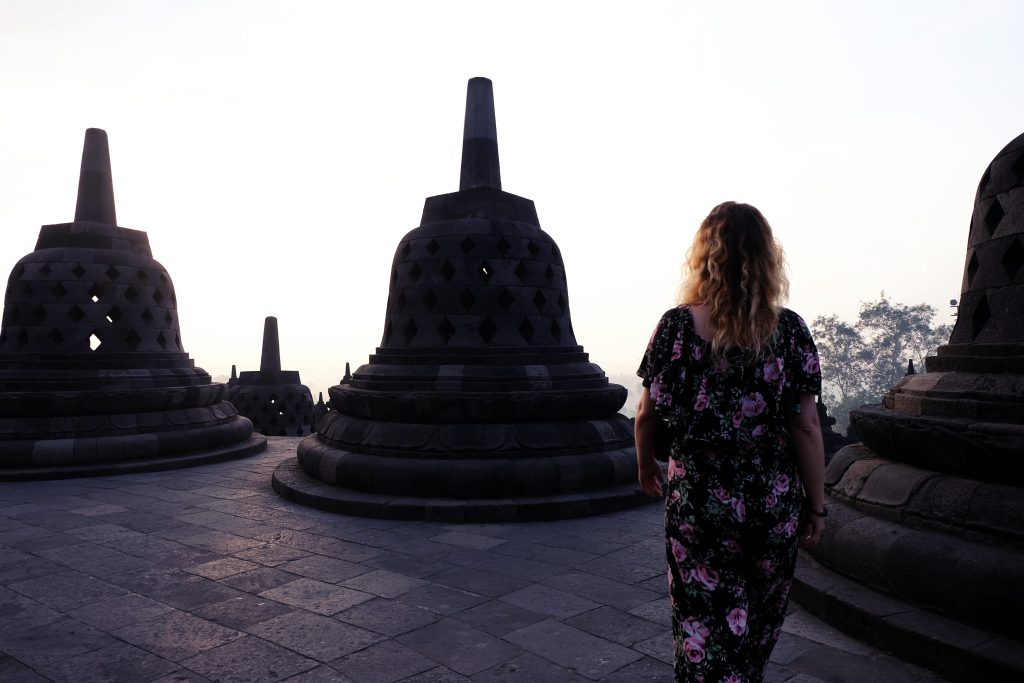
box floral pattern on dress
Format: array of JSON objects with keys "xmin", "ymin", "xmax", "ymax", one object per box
[{"xmin": 638, "ymin": 305, "xmax": 821, "ymax": 683}]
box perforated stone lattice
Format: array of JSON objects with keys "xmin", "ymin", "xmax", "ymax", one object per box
[
  {"xmin": 228, "ymin": 385, "xmax": 315, "ymax": 437},
  {"xmin": 382, "ymin": 228, "xmax": 575, "ymax": 348},
  {"xmin": 1, "ymin": 254, "xmax": 181, "ymax": 354}
]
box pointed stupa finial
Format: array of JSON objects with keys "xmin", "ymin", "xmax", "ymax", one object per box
[
  {"xmin": 74, "ymin": 128, "xmax": 117, "ymax": 225},
  {"xmin": 230, "ymin": 364, "xmax": 237, "ymax": 380},
  {"xmin": 260, "ymin": 317, "xmax": 282, "ymax": 373},
  {"xmin": 317, "ymin": 392, "xmax": 324, "ymax": 404},
  {"xmin": 459, "ymin": 77, "xmax": 501, "ymax": 191},
  {"xmin": 906, "ymin": 359, "xmax": 916, "ymax": 375},
  {"xmin": 344, "ymin": 362, "xmax": 352, "ymax": 381}
]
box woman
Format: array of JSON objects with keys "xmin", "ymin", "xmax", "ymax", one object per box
[{"xmin": 635, "ymin": 202, "xmax": 826, "ymax": 683}]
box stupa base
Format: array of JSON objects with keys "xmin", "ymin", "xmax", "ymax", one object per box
[
  {"xmin": 272, "ymin": 458, "xmax": 654, "ymax": 522},
  {"xmin": 0, "ymin": 434, "xmax": 267, "ymax": 481}
]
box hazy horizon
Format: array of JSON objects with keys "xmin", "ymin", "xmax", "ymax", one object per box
[{"xmin": 2, "ymin": 0, "xmax": 1021, "ymax": 405}]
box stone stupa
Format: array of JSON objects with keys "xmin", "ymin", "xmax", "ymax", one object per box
[
  {"xmin": 0, "ymin": 129, "xmax": 265, "ymax": 479},
  {"xmin": 797, "ymin": 132, "xmax": 1024, "ymax": 680},
  {"xmin": 228, "ymin": 316, "xmax": 315, "ymax": 437},
  {"xmin": 273, "ymin": 78, "xmax": 644, "ymax": 522}
]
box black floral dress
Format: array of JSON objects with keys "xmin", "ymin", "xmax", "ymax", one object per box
[{"xmin": 637, "ymin": 305, "xmax": 821, "ymax": 683}]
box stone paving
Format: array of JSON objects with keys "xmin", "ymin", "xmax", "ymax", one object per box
[{"xmin": 0, "ymin": 438, "xmax": 947, "ymax": 682}]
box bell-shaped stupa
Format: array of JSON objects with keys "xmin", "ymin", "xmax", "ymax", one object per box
[
  {"xmin": 798, "ymin": 133, "xmax": 1024, "ymax": 679},
  {"xmin": 228, "ymin": 317, "xmax": 315, "ymax": 436},
  {"xmin": 273, "ymin": 78, "xmax": 644, "ymax": 521},
  {"xmin": 0, "ymin": 129, "xmax": 265, "ymax": 479}
]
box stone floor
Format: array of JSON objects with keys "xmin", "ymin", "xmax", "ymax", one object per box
[{"xmin": 0, "ymin": 438, "xmax": 947, "ymax": 683}]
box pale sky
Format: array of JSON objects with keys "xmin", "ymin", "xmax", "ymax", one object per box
[{"xmin": 1, "ymin": 0, "xmax": 1022, "ymax": 401}]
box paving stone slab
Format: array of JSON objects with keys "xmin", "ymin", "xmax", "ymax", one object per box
[
  {"xmin": 452, "ymin": 599, "xmax": 547, "ymax": 637},
  {"xmin": 222, "ymin": 567, "xmax": 302, "ymax": 593},
  {"xmin": 397, "ymin": 583, "xmax": 490, "ymax": 616},
  {"xmin": 498, "ymin": 583, "xmax": 600, "ymax": 619},
  {"xmin": 279, "ymin": 555, "xmax": 372, "ymax": 583},
  {"xmin": 37, "ymin": 543, "xmax": 152, "ymax": 576},
  {"xmin": 627, "ymin": 597, "xmax": 672, "ymax": 626},
  {"xmin": 181, "ymin": 635, "xmax": 320, "ymax": 683},
  {"xmin": 66, "ymin": 592, "xmax": 174, "ymax": 630},
  {"xmin": 429, "ymin": 566, "xmax": 531, "ymax": 598},
  {"xmin": 147, "ymin": 575, "xmax": 249, "ymax": 611},
  {"xmin": 597, "ymin": 656, "xmax": 675, "ymax": 682},
  {"xmin": 259, "ymin": 578, "xmax": 375, "ymax": 615},
  {"xmin": 540, "ymin": 571, "xmax": 662, "ymax": 610},
  {"xmin": 577, "ymin": 555, "xmax": 664, "ymax": 585},
  {"xmin": 36, "ymin": 641, "xmax": 178, "ymax": 683},
  {"xmin": 245, "ymin": 610, "xmax": 384, "ymax": 662},
  {"xmin": 633, "ymin": 631, "xmax": 674, "ymax": 665},
  {"xmin": 335, "ymin": 597, "xmax": 441, "ymax": 637},
  {"xmin": 341, "ymin": 569, "xmax": 428, "ymax": 598},
  {"xmin": 0, "ymin": 555, "xmax": 67, "ymax": 583},
  {"xmin": 113, "ymin": 610, "xmax": 244, "ymax": 662},
  {"xmin": 471, "ymin": 652, "xmax": 591, "ymax": 682},
  {"xmin": 503, "ymin": 618, "xmax": 643, "ymax": 679},
  {"xmin": 234, "ymin": 543, "xmax": 313, "ymax": 567},
  {"xmin": 282, "ymin": 665, "xmax": 355, "ymax": 682},
  {"xmin": 0, "ymin": 654, "xmax": 49, "ymax": 682},
  {"xmin": 187, "ymin": 557, "xmax": 261, "ymax": 579},
  {"xmin": 397, "ymin": 619, "xmax": 525, "ymax": 676},
  {"xmin": 0, "ymin": 616, "xmax": 118, "ymax": 668},
  {"xmin": 330, "ymin": 639, "xmax": 437, "ymax": 683},
  {"xmin": 564, "ymin": 605, "xmax": 666, "ymax": 646},
  {"xmin": 430, "ymin": 531, "xmax": 508, "ymax": 551},
  {"xmin": 363, "ymin": 553, "xmax": 453, "ymax": 578},
  {"xmin": 0, "ymin": 585, "xmax": 63, "ymax": 634},
  {"xmin": 194, "ymin": 593, "xmax": 296, "ymax": 629},
  {"xmin": 392, "ymin": 667, "xmax": 471, "ymax": 683},
  {"xmin": 9, "ymin": 569, "xmax": 127, "ymax": 610}
]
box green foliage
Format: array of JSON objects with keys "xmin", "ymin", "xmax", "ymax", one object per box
[{"xmin": 811, "ymin": 297, "xmax": 951, "ymax": 432}]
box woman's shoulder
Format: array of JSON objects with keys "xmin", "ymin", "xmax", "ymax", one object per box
[
  {"xmin": 655, "ymin": 304, "xmax": 692, "ymax": 327},
  {"xmin": 778, "ymin": 307, "xmax": 810, "ymax": 330}
]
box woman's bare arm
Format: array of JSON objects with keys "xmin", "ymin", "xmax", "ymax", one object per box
[
  {"xmin": 791, "ymin": 392, "xmax": 826, "ymax": 546},
  {"xmin": 634, "ymin": 387, "xmax": 665, "ymax": 497}
]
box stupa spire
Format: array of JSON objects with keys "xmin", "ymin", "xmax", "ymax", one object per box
[
  {"xmin": 260, "ymin": 317, "xmax": 282, "ymax": 373},
  {"xmin": 459, "ymin": 77, "xmax": 501, "ymax": 191},
  {"xmin": 74, "ymin": 128, "xmax": 117, "ymax": 225}
]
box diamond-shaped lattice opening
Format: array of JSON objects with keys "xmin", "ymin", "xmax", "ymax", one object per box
[
  {"xmin": 383, "ymin": 320, "xmax": 393, "ymax": 344},
  {"xmin": 497, "ymin": 288, "xmax": 514, "ymax": 310},
  {"xmin": 1002, "ymin": 237, "xmax": 1024, "ymax": 280},
  {"xmin": 984, "ymin": 198, "xmax": 1004, "ymax": 236},
  {"xmin": 409, "ymin": 263, "xmax": 423, "ymax": 282},
  {"xmin": 527, "ymin": 240, "xmax": 540, "ymax": 256},
  {"xmin": 478, "ymin": 317, "xmax": 496, "ymax": 343},
  {"xmin": 514, "ymin": 261, "xmax": 529, "ymax": 282},
  {"xmin": 1012, "ymin": 153, "xmax": 1024, "ymax": 183},
  {"xmin": 461, "ymin": 237, "xmax": 476, "ymax": 255},
  {"xmin": 550, "ymin": 320, "xmax": 562, "ymax": 341},
  {"xmin": 141, "ymin": 307, "xmax": 154, "ymax": 323},
  {"xmin": 67, "ymin": 304, "xmax": 85, "ymax": 322},
  {"xmin": 88, "ymin": 331, "xmax": 101, "ymax": 350},
  {"xmin": 156, "ymin": 331, "xmax": 168, "ymax": 349},
  {"xmin": 16, "ymin": 330, "xmax": 28, "ymax": 349},
  {"xmin": 426, "ymin": 239, "xmax": 440, "ymax": 255},
  {"xmin": 437, "ymin": 317, "xmax": 455, "ymax": 344},
  {"xmin": 165, "ymin": 311, "xmax": 173, "ymax": 326},
  {"xmin": 71, "ymin": 264, "xmax": 86, "ymax": 278},
  {"xmin": 552, "ymin": 244, "xmax": 561, "ymax": 258},
  {"xmin": 31, "ymin": 305, "xmax": 47, "ymax": 322},
  {"xmin": 404, "ymin": 319, "xmax": 418, "ymax": 341},
  {"xmin": 175, "ymin": 333, "xmax": 180, "ymax": 349},
  {"xmin": 124, "ymin": 286, "xmax": 139, "ymax": 302},
  {"xmin": 105, "ymin": 266, "xmax": 121, "ymax": 281},
  {"xmin": 105, "ymin": 306, "xmax": 122, "ymax": 324},
  {"xmin": 153, "ymin": 289, "xmax": 164, "ymax": 305},
  {"xmin": 533, "ymin": 290, "xmax": 547, "ymax": 311},
  {"xmin": 971, "ymin": 295, "xmax": 991, "ymax": 340},
  {"xmin": 557, "ymin": 293, "xmax": 567, "ymax": 314},
  {"xmin": 478, "ymin": 261, "xmax": 493, "ymax": 280},
  {"xmin": 519, "ymin": 318, "xmax": 534, "ymax": 342},
  {"xmin": 124, "ymin": 329, "xmax": 142, "ymax": 349},
  {"xmin": 544, "ymin": 265, "xmax": 555, "ymax": 282},
  {"xmin": 136, "ymin": 268, "xmax": 149, "ymax": 281},
  {"xmin": 88, "ymin": 284, "xmax": 104, "ymax": 303},
  {"xmin": 401, "ymin": 242, "xmax": 412, "ymax": 257},
  {"xmin": 439, "ymin": 261, "xmax": 456, "ymax": 281},
  {"xmin": 459, "ymin": 288, "xmax": 477, "ymax": 311},
  {"xmin": 13, "ymin": 264, "xmax": 25, "ymax": 280},
  {"xmin": 391, "ymin": 267, "xmax": 398, "ymax": 285},
  {"xmin": 422, "ymin": 289, "xmax": 438, "ymax": 310},
  {"xmin": 967, "ymin": 252, "xmax": 980, "ymax": 285},
  {"xmin": 21, "ymin": 283, "xmax": 33, "ymax": 297},
  {"xmin": 978, "ymin": 166, "xmax": 992, "ymax": 195},
  {"xmin": 159, "ymin": 272, "xmax": 168, "ymax": 284},
  {"xmin": 496, "ymin": 237, "xmax": 511, "ymax": 256},
  {"xmin": 39, "ymin": 263, "xmax": 52, "ymax": 276},
  {"xmin": 396, "ymin": 292, "xmax": 407, "ymax": 311},
  {"xmin": 51, "ymin": 282, "xmax": 67, "ymax": 299}
]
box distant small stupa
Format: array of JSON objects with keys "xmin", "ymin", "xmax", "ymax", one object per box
[
  {"xmin": 228, "ymin": 317, "xmax": 314, "ymax": 436},
  {"xmin": 0, "ymin": 129, "xmax": 265, "ymax": 478},
  {"xmin": 273, "ymin": 78, "xmax": 644, "ymax": 521}
]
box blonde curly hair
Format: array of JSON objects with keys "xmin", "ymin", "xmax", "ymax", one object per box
[{"xmin": 678, "ymin": 202, "xmax": 789, "ymax": 358}]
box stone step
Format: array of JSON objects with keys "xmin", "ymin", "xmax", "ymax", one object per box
[{"xmin": 792, "ymin": 552, "xmax": 1024, "ymax": 683}]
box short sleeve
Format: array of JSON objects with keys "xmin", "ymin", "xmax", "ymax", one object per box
[
  {"xmin": 784, "ymin": 311, "xmax": 822, "ymax": 412},
  {"xmin": 637, "ymin": 308, "xmax": 683, "ymax": 389}
]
